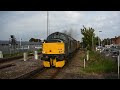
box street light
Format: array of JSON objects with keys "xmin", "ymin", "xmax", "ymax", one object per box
[
  {"xmin": 47, "ymin": 11, "xmax": 50, "ymax": 37},
  {"xmin": 92, "ymin": 35, "xmax": 94, "ymax": 50},
  {"xmin": 47, "ymin": 11, "xmax": 49, "ymax": 37},
  {"xmin": 20, "ymin": 38, "xmax": 22, "ymax": 48},
  {"xmin": 99, "ymin": 31, "xmax": 102, "ymax": 46}
]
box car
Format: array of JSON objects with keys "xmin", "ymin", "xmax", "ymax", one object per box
[
  {"xmin": 96, "ymin": 46, "xmax": 104, "ymax": 53},
  {"xmin": 110, "ymin": 48, "xmax": 119, "ymax": 57},
  {"xmin": 102, "ymin": 48, "xmax": 111, "ymax": 56}
]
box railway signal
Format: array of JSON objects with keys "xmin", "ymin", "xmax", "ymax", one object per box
[{"xmin": 9, "ymin": 35, "xmax": 17, "ymax": 54}]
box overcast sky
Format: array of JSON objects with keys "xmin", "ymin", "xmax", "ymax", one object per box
[{"xmin": 0, "ymin": 11, "xmax": 120, "ymax": 41}]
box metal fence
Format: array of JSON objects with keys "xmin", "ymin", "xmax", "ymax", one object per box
[{"xmin": 0, "ymin": 45, "xmax": 42, "ymax": 55}]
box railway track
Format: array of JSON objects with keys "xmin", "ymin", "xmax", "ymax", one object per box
[
  {"xmin": 14, "ymin": 51, "xmax": 78, "ymax": 79},
  {"xmin": 31, "ymin": 68, "xmax": 61, "ymax": 79},
  {"xmin": 15, "ymin": 67, "xmax": 45, "ymax": 79},
  {"xmin": 13, "ymin": 50, "xmax": 79, "ymax": 79},
  {"xmin": 0, "ymin": 63, "xmax": 15, "ymax": 69},
  {"xmin": 15, "ymin": 67, "xmax": 61, "ymax": 79}
]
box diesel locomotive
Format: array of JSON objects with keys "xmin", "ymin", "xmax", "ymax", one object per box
[{"xmin": 41, "ymin": 32, "xmax": 80, "ymax": 67}]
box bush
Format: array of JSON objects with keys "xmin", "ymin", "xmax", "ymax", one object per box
[{"xmin": 84, "ymin": 51, "xmax": 117, "ymax": 73}]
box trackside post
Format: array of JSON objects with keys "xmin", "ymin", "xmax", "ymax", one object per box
[
  {"xmin": 118, "ymin": 50, "xmax": 120, "ymax": 79},
  {"xmin": 0, "ymin": 51, "xmax": 3, "ymax": 58},
  {"xmin": 34, "ymin": 51, "xmax": 38, "ymax": 60},
  {"xmin": 84, "ymin": 59, "xmax": 86, "ymax": 68},
  {"xmin": 87, "ymin": 50, "xmax": 89, "ymax": 61},
  {"xmin": 24, "ymin": 52, "xmax": 28, "ymax": 61}
]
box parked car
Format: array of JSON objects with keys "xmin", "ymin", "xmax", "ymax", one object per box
[{"xmin": 96, "ymin": 46, "xmax": 104, "ymax": 52}]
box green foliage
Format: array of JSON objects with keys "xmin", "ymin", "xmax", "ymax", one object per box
[
  {"xmin": 3, "ymin": 52, "xmax": 24, "ymax": 58},
  {"xmin": 81, "ymin": 25, "xmax": 95, "ymax": 50},
  {"xmin": 29, "ymin": 38, "xmax": 41, "ymax": 42},
  {"xmin": 84, "ymin": 51, "xmax": 117, "ymax": 73},
  {"xmin": 3, "ymin": 51, "xmax": 34, "ymax": 58},
  {"xmin": 102, "ymin": 38, "xmax": 111, "ymax": 46},
  {"xmin": 94, "ymin": 36, "xmax": 99, "ymax": 46},
  {"xmin": 37, "ymin": 49, "xmax": 42, "ymax": 53}
]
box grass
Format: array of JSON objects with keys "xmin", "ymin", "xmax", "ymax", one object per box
[
  {"xmin": 82, "ymin": 51, "xmax": 117, "ymax": 73},
  {"xmin": 37, "ymin": 49, "xmax": 42, "ymax": 53},
  {"xmin": 3, "ymin": 52, "xmax": 24, "ymax": 58}
]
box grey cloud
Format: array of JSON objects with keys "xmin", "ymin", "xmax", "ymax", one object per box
[{"xmin": 0, "ymin": 11, "xmax": 120, "ymax": 41}]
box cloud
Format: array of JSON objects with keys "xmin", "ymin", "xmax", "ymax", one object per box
[
  {"xmin": 1, "ymin": 12, "xmax": 47, "ymax": 40},
  {"xmin": 94, "ymin": 16, "xmax": 107, "ymax": 21},
  {"xmin": 0, "ymin": 11, "xmax": 120, "ymax": 41},
  {"xmin": 65, "ymin": 11, "xmax": 82, "ymax": 23}
]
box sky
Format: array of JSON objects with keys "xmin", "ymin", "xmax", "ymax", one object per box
[{"xmin": 0, "ymin": 11, "xmax": 120, "ymax": 41}]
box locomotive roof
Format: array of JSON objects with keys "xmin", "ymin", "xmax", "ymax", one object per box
[{"xmin": 48, "ymin": 32, "xmax": 77, "ymax": 41}]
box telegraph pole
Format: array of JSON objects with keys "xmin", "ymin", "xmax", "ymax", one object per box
[
  {"xmin": 99, "ymin": 31, "xmax": 102, "ymax": 46},
  {"xmin": 20, "ymin": 38, "xmax": 21, "ymax": 48},
  {"xmin": 47, "ymin": 11, "xmax": 49, "ymax": 37},
  {"xmin": 92, "ymin": 35, "xmax": 94, "ymax": 50}
]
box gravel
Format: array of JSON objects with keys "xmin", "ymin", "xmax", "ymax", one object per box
[
  {"xmin": 0, "ymin": 55, "xmax": 43, "ymax": 79},
  {"xmin": 54, "ymin": 50, "xmax": 118, "ymax": 79}
]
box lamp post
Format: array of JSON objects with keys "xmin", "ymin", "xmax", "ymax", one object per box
[
  {"xmin": 20, "ymin": 38, "xmax": 22, "ymax": 48},
  {"xmin": 99, "ymin": 31, "xmax": 102, "ymax": 46},
  {"xmin": 92, "ymin": 35, "xmax": 94, "ymax": 50},
  {"xmin": 47, "ymin": 11, "xmax": 49, "ymax": 37}
]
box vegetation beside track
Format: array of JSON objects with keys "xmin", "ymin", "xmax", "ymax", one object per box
[{"xmin": 81, "ymin": 50, "xmax": 117, "ymax": 74}]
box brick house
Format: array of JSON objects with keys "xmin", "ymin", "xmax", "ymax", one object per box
[{"xmin": 111, "ymin": 36, "xmax": 120, "ymax": 45}]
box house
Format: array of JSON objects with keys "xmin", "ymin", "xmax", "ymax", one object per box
[{"xmin": 111, "ymin": 36, "xmax": 120, "ymax": 45}]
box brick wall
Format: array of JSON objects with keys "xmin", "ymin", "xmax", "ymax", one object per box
[
  {"xmin": 111, "ymin": 36, "xmax": 120, "ymax": 45},
  {"xmin": 116, "ymin": 37, "xmax": 120, "ymax": 44}
]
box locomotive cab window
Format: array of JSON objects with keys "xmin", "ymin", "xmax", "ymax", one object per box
[
  {"xmin": 53, "ymin": 33, "xmax": 60, "ymax": 39},
  {"xmin": 60, "ymin": 34, "xmax": 67, "ymax": 41},
  {"xmin": 47, "ymin": 34, "xmax": 54, "ymax": 40}
]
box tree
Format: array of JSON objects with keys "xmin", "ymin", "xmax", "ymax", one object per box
[
  {"xmin": 102, "ymin": 38, "xmax": 111, "ymax": 46},
  {"xmin": 94, "ymin": 36, "xmax": 100, "ymax": 46},
  {"xmin": 81, "ymin": 25, "xmax": 95, "ymax": 50},
  {"xmin": 29, "ymin": 38, "xmax": 35, "ymax": 42},
  {"xmin": 29, "ymin": 38, "xmax": 41, "ymax": 42}
]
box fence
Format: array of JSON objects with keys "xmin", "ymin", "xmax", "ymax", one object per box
[{"xmin": 0, "ymin": 45, "xmax": 41, "ymax": 55}]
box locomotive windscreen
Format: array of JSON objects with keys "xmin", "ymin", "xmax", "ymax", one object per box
[{"xmin": 47, "ymin": 32, "xmax": 68, "ymax": 42}]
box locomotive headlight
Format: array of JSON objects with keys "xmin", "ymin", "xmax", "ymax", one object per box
[
  {"xmin": 61, "ymin": 41, "xmax": 63, "ymax": 43},
  {"xmin": 42, "ymin": 51, "xmax": 46, "ymax": 54},
  {"xmin": 59, "ymin": 50, "xmax": 64, "ymax": 54}
]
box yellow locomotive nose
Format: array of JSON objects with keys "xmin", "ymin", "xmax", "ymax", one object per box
[
  {"xmin": 42, "ymin": 42, "xmax": 65, "ymax": 54},
  {"xmin": 42, "ymin": 42, "xmax": 65, "ymax": 67}
]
